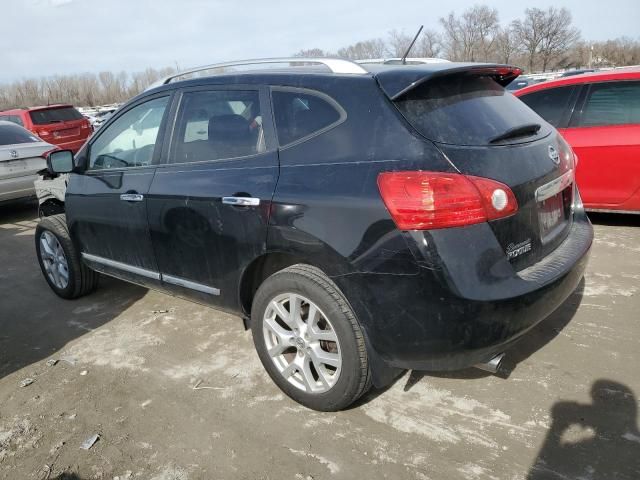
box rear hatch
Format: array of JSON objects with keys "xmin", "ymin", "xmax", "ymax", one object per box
[
  {"xmin": 28, "ymin": 106, "xmax": 90, "ymax": 145},
  {"xmin": 379, "ymin": 66, "xmax": 575, "ymax": 270}
]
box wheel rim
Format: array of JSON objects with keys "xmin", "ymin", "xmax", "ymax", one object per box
[
  {"xmin": 39, "ymin": 231, "xmax": 69, "ymax": 290},
  {"xmin": 263, "ymin": 293, "xmax": 342, "ymax": 394}
]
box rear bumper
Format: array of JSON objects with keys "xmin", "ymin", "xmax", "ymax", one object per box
[
  {"xmin": 336, "ymin": 208, "xmax": 593, "ymax": 372},
  {"xmin": 0, "ymin": 174, "xmax": 38, "ymax": 202}
]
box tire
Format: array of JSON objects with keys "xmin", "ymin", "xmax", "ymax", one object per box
[
  {"xmin": 35, "ymin": 214, "xmax": 99, "ymax": 299},
  {"xmin": 251, "ymin": 264, "xmax": 371, "ymax": 411}
]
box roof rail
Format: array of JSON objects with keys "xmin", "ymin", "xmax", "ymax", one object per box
[{"xmin": 147, "ymin": 57, "xmax": 368, "ymax": 90}]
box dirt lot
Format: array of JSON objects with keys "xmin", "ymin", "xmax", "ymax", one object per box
[{"xmin": 1, "ymin": 201, "xmax": 639, "ymax": 480}]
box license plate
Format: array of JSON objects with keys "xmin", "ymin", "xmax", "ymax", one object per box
[
  {"xmin": 538, "ymin": 191, "xmax": 567, "ymax": 240},
  {"xmin": 53, "ymin": 128, "xmax": 78, "ymax": 138}
]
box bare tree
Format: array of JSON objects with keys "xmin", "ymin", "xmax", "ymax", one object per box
[
  {"xmin": 512, "ymin": 8, "xmax": 547, "ymax": 72},
  {"xmin": 440, "ymin": 5, "xmax": 500, "ymax": 61},
  {"xmin": 494, "ymin": 26, "xmax": 521, "ymax": 64},
  {"xmin": 416, "ymin": 29, "xmax": 443, "ymax": 58},
  {"xmin": 386, "ymin": 30, "xmax": 414, "ymax": 57},
  {"xmin": 537, "ymin": 7, "xmax": 580, "ymax": 71},
  {"xmin": 293, "ymin": 48, "xmax": 331, "ymax": 57},
  {"xmin": 337, "ymin": 38, "xmax": 386, "ymax": 60}
]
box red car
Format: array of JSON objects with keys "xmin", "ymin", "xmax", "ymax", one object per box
[
  {"xmin": 0, "ymin": 104, "xmax": 91, "ymax": 153},
  {"xmin": 515, "ymin": 68, "xmax": 640, "ymax": 213}
]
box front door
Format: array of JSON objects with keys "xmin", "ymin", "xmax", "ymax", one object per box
[
  {"xmin": 561, "ymin": 80, "xmax": 640, "ymax": 208},
  {"xmin": 66, "ymin": 95, "xmax": 171, "ymax": 285},
  {"xmin": 147, "ymin": 86, "xmax": 278, "ymax": 308}
]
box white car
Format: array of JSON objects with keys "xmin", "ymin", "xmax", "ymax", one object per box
[{"xmin": 0, "ymin": 121, "xmax": 57, "ymax": 203}]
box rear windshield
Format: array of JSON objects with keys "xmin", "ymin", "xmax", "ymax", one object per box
[
  {"xmin": 395, "ymin": 75, "xmax": 548, "ymax": 146},
  {"xmin": 29, "ymin": 107, "xmax": 84, "ymax": 125},
  {"xmin": 0, "ymin": 122, "xmax": 41, "ymax": 145}
]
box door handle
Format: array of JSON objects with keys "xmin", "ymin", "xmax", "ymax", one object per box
[
  {"xmin": 120, "ymin": 193, "xmax": 144, "ymax": 202},
  {"xmin": 222, "ymin": 196, "xmax": 260, "ymax": 206}
]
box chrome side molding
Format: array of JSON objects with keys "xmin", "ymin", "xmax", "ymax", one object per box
[
  {"xmin": 162, "ymin": 274, "xmax": 220, "ymax": 295},
  {"xmin": 81, "ymin": 252, "xmax": 160, "ymax": 280},
  {"xmin": 81, "ymin": 253, "xmax": 220, "ymax": 295}
]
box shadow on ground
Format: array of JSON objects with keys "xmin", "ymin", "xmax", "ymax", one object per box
[
  {"xmin": 0, "ymin": 201, "xmax": 146, "ymax": 380},
  {"xmin": 587, "ymin": 211, "xmax": 640, "ymax": 227},
  {"xmin": 528, "ymin": 379, "xmax": 640, "ymax": 479}
]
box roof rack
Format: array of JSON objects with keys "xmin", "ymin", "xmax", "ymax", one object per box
[{"xmin": 148, "ymin": 57, "xmax": 368, "ymax": 90}]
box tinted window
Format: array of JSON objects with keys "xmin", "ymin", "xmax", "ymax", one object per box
[
  {"xmin": 89, "ymin": 96, "xmax": 169, "ymax": 170},
  {"xmin": 1, "ymin": 115, "xmax": 25, "ymax": 127},
  {"xmin": 0, "ymin": 122, "xmax": 41, "ymax": 145},
  {"xmin": 171, "ymin": 90, "xmax": 264, "ymax": 163},
  {"xmin": 272, "ymin": 90, "xmax": 342, "ymax": 145},
  {"xmin": 29, "ymin": 107, "xmax": 84, "ymax": 125},
  {"xmin": 395, "ymin": 75, "xmax": 548, "ymax": 145},
  {"xmin": 577, "ymin": 81, "xmax": 640, "ymax": 127},
  {"xmin": 519, "ymin": 86, "xmax": 576, "ymax": 127}
]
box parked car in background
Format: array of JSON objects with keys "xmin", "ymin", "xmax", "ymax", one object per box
[
  {"xmin": 90, "ymin": 109, "xmax": 116, "ymax": 130},
  {"xmin": 0, "ymin": 104, "xmax": 91, "ymax": 153},
  {"xmin": 35, "ymin": 58, "xmax": 592, "ymax": 411},
  {"xmin": 0, "ymin": 121, "xmax": 57, "ymax": 203},
  {"xmin": 506, "ymin": 76, "xmax": 533, "ymax": 91},
  {"xmin": 560, "ymin": 69, "xmax": 596, "ymax": 77},
  {"xmin": 516, "ymin": 68, "xmax": 640, "ymax": 212}
]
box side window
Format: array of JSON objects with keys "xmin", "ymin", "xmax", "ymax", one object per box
[
  {"xmin": 88, "ymin": 96, "xmax": 169, "ymax": 170},
  {"xmin": 519, "ymin": 86, "xmax": 576, "ymax": 127},
  {"xmin": 13, "ymin": 115, "xmax": 25, "ymax": 127},
  {"xmin": 171, "ymin": 90, "xmax": 264, "ymax": 164},
  {"xmin": 576, "ymin": 81, "xmax": 640, "ymax": 127},
  {"xmin": 272, "ymin": 90, "xmax": 344, "ymax": 146}
]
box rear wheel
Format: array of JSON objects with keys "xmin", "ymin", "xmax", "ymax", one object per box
[
  {"xmin": 251, "ymin": 264, "xmax": 370, "ymax": 411},
  {"xmin": 35, "ymin": 214, "xmax": 98, "ymax": 299}
]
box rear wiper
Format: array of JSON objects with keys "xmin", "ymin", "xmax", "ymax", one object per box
[{"xmin": 489, "ymin": 123, "xmax": 541, "ymax": 144}]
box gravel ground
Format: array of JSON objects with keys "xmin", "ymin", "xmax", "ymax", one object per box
[{"xmin": 1, "ymin": 200, "xmax": 639, "ymax": 480}]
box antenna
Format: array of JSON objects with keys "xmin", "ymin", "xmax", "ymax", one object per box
[{"xmin": 401, "ymin": 25, "xmax": 424, "ymax": 65}]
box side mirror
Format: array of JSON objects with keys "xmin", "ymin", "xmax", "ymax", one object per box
[{"xmin": 47, "ymin": 150, "xmax": 74, "ymax": 174}]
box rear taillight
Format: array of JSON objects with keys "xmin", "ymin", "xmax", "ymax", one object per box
[{"xmin": 377, "ymin": 171, "xmax": 518, "ymax": 230}]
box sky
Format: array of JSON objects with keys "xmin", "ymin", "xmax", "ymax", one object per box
[{"xmin": 1, "ymin": 0, "xmax": 639, "ymax": 82}]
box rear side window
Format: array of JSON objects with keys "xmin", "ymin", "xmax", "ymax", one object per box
[
  {"xmin": 395, "ymin": 75, "xmax": 548, "ymax": 146},
  {"xmin": 0, "ymin": 122, "xmax": 41, "ymax": 145},
  {"xmin": 272, "ymin": 90, "xmax": 344, "ymax": 146},
  {"xmin": 519, "ymin": 86, "xmax": 577, "ymax": 127},
  {"xmin": 576, "ymin": 81, "xmax": 640, "ymax": 127},
  {"xmin": 29, "ymin": 107, "xmax": 84, "ymax": 125},
  {"xmin": 171, "ymin": 89, "xmax": 264, "ymax": 164}
]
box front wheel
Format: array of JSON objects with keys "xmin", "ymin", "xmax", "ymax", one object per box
[
  {"xmin": 35, "ymin": 214, "xmax": 99, "ymax": 299},
  {"xmin": 251, "ymin": 264, "xmax": 370, "ymax": 411}
]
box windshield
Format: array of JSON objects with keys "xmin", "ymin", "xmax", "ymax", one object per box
[{"xmin": 394, "ymin": 74, "xmax": 549, "ymax": 146}]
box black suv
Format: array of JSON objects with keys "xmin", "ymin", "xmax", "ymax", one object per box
[{"xmin": 36, "ymin": 58, "xmax": 593, "ymax": 411}]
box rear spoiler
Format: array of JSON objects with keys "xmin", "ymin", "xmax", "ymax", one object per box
[{"xmin": 373, "ymin": 63, "xmax": 522, "ymax": 100}]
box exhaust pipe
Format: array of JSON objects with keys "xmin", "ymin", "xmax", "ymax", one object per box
[{"xmin": 474, "ymin": 353, "xmax": 505, "ymax": 374}]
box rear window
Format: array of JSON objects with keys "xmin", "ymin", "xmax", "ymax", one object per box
[
  {"xmin": 395, "ymin": 75, "xmax": 548, "ymax": 146},
  {"xmin": 0, "ymin": 122, "xmax": 41, "ymax": 145},
  {"xmin": 519, "ymin": 86, "xmax": 576, "ymax": 127},
  {"xmin": 272, "ymin": 90, "xmax": 344, "ymax": 146},
  {"xmin": 29, "ymin": 107, "xmax": 84, "ymax": 125}
]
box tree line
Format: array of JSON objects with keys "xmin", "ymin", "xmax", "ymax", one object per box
[
  {"xmin": 297, "ymin": 6, "xmax": 640, "ymax": 73},
  {"xmin": 1, "ymin": 5, "xmax": 639, "ymax": 110}
]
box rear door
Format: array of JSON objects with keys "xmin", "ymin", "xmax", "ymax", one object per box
[
  {"xmin": 560, "ymin": 80, "xmax": 640, "ymax": 208},
  {"xmin": 66, "ymin": 94, "xmax": 171, "ymax": 285},
  {"xmin": 147, "ymin": 85, "xmax": 278, "ymax": 308}
]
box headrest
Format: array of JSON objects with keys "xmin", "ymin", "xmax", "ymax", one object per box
[{"xmin": 208, "ymin": 114, "xmax": 250, "ymax": 141}]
